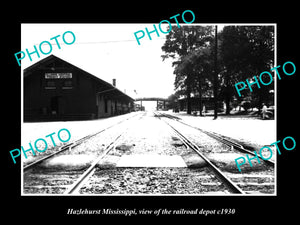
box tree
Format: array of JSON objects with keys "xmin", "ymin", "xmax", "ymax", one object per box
[
  {"xmin": 162, "ymin": 25, "xmax": 274, "ymax": 116},
  {"xmin": 219, "ymin": 26, "xmax": 274, "ymax": 114},
  {"xmin": 179, "ymin": 46, "xmax": 213, "ymax": 115},
  {"xmin": 161, "ymin": 26, "xmax": 214, "ymax": 114},
  {"xmin": 166, "ymin": 93, "xmax": 179, "ymax": 110}
]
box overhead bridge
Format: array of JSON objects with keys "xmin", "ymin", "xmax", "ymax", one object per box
[
  {"xmin": 134, "ymin": 97, "xmax": 168, "ymax": 111},
  {"xmin": 135, "ymin": 97, "xmax": 167, "ymax": 101}
]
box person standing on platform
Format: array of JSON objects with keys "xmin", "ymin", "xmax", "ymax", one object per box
[{"xmin": 262, "ymin": 103, "xmax": 268, "ymax": 120}]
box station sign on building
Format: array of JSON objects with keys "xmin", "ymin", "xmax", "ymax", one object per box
[{"xmin": 23, "ymin": 55, "xmax": 133, "ymax": 121}]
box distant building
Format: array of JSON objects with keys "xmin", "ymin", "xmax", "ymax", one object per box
[
  {"xmin": 24, "ymin": 55, "xmax": 133, "ymax": 121},
  {"xmin": 178, "ymin": 96, "xmax": 223, "ymax": 112}
]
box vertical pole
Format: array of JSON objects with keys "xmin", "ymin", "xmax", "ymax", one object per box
[
  {"xmin": 213, "ymin": 25, "xmax": 218, "ymax": 120},
  {"xmin": 198, "ymin": 74, "xmax": 203, "ymax": 116}
]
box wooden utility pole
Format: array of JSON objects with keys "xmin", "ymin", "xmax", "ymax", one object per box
[{"xmin": 213, "ymin": 25, "xmax": 218, "ymax": 120}]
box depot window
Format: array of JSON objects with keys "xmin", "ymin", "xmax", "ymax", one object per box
[
  {"xmin": 45, "ymin": 81, "xmax": 56, "ymax": 89},
  {"xmin": 62, "ymin": 80, "xmax": 73, "ymax": 89}
]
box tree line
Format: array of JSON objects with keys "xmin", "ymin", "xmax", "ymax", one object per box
[{"xmin": 161, "ymin": 25, "xmax": 274, "ymax": 117}]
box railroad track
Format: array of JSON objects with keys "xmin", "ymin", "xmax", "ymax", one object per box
[
  {"xmin": 64, "ymin": 132, "xmax": 125, "ymax": 194},
  {"xmin": 154, "ymin": 112, "xmax": 244, "ymax": 194},
  {"xmin": 23, "ymin": 112, "xmax": 144, "ymax": 194},
  {"xmin": 154, "ymin": 111, "xmax": 275, "ymax": 194},
  {"xmin": 23, "ymin": 111, "xmax": 274, "ymax": 195},
  {"xmin": 155, "ymin": 112, "xmax": 275, "ymax": 166},
  {"xmin": 23, "ymin": 112, "xmax": 142, "ymax": 172},
  {"xmin": 77, "ymin": 111, "xmax": 235, "ymax": 195}
]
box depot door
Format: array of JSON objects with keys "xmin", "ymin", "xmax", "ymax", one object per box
[{"xmin": 51, "ymin": 96, "xmax": 65, "ymax": 115}]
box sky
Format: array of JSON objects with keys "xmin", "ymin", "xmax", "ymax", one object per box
[
  {"xmin": 21, "ymin": 24, "xmax": 232, "ymax": 100},
  {"xmin": 21, "ymin": 24, "xmax": 176, "ymax": 99},
  {"xmin": 21, "ymin": 24, "xmax": 274, "ymax": 101}
]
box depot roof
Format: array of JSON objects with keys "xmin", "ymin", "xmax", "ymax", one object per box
[{"xmin": 23, "ymin": 54, "xmax": 134, "ymax": 101}]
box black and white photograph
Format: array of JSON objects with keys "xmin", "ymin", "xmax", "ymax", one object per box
[
  {"xmin": 4, "ymin": 5, "xmax": 298, "ymax": 221},
  {"xmin": 21, "ymin": 23, "xmax": 277, "ymax": 195}
]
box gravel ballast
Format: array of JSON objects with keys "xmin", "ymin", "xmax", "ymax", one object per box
[{"xmin": 80, "ymin": 167, "xmax": 227, "ymax": 195}]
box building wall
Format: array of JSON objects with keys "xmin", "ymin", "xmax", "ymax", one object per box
[
  {"xmin": 96, "ymin": 95, "xmax": 114, "ymax": 118},
  {"xmin": 24, "ymin": 56, "xmax": 133, "ymax": 122},
  {"xmin": 178, "ymin": 97, "xmax": 224, "ymax": 112},
  {"xmin": 25, "ymin": 68, "xmax": 102, "ymax": 121}
]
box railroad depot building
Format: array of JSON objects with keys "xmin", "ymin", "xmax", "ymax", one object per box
[{"xmin": 24, "ymin": 55, "xmax": 133, "ymax": 122}]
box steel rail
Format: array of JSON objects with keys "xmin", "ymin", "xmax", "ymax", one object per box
[
  {"xmin": 179, "ymin": 121, "xmax": 275, "ymax": 166},
  {"xmin": 23, "ymin": 112, "xmax": 141, "ymax": 172},
  {"xmin": 23, "ymin": 142, "xmax": 75, "ymax": 171},
  {"xmin": 64, "ymin": 133, "xmax": 124, "ymax": 195},
  {"xmin": 157, "ymin": 112, "xmax": 275, "ymax": 166},
  {"xmin": 64, "ymin": 112, "xmax": 145, "ymax": 194},
  {"xmin": 154, "ymin": 112, "xmax": 245, "ymax": 194}
]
